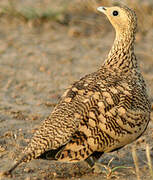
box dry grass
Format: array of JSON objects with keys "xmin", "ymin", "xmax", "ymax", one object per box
[
  {"xmin": 95, "ymin": 144, "xmax": 153, "ymax": 179},
  {"xmin": 100, "ymin": 158, "xmax": 131, "ymax": 179},
  {"xmin": 132, "ymin": 146, "xmax": 141, "ymax": 180},
  {"xmin": 132, "ymin": 144, "xmax": 153, "ymax": 180},
  {"xmin": 146, "ymin": 144, "xmax": 153, "ymax": 179}
]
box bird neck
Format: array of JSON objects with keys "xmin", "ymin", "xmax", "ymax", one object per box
[{"xmin": 104, "ymin": 31, "xmax": 138, "ymax": 72}]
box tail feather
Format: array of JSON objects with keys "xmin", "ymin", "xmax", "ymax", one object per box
[
  {"xmin": 2, "ymin": 137, "xmax": 48, "ymax": 176},
  {"xmin": 55, "ymin": 132, "xmax": 94, "ymax": 162},
  {"xmin": 1, "ymin": 153, "xmax": 31, "ymax": 177},
  {"xmin": 56, "ymin": 146, "xmax": 93, "ymax": 162}
]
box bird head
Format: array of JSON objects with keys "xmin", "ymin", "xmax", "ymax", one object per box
[{"xmin": 97, "ymin": 6, "xmax": 137, "ymax": 36}]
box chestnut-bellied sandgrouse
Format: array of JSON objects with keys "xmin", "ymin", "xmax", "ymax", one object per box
[{"xmin": 1, "ymin": 5, "xmax": 151, "ymax": 177}]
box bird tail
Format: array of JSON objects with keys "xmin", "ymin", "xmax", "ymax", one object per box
[
  {"xmin": 1, "ymin": 153, "xmax": 31, "ymax": 177},
  {"xmin": 55, "ymin": 132, "xmax": 94, "ymax": 163},
  {"xmin": 2, "ymin": 136, "xmax": 48, "ymax": 176}
]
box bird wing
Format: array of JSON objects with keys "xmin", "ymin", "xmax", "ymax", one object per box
[
  {"xmin": 55, "ymin": 77, "xmax": 150, "ymax": 162},
  {"xmin": 23, "ymin": 73, "xmax": 150, "ymax": 162}
]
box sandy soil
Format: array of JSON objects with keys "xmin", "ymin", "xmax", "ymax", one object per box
[{"xmin": 0, "ymin": 1, "xmax": 153, "ymax": 180}]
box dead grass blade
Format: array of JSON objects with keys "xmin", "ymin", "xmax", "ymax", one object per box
[
  {"xmin": 132, "ymin": 146, "xmax": 141, "ymax": 180},
  {"xmin": 146, "ymin": 144, "xmax": 153, "ymax": 179}
]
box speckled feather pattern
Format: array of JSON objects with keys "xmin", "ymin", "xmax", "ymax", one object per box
[{"xmin": 3, "ymin": 5, "xmax": 151, "ymax": 176}]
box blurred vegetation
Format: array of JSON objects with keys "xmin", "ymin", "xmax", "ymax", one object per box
[
  {"xmin": 0, "ymin": 0, "xmax": 70, "ymax": 24},
  {"xmin": 0, "ymin": 0, "xmax": 152, "ymax": 34}
]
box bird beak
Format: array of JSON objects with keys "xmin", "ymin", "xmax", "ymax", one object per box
[{"xmin": 97, "ymin": 6, "xmax": 107, "ymax": 14}]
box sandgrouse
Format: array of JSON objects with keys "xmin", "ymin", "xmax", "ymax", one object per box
[{"xmin": 1, "ymin": 5, "xmax": 151, "ymax": 177}]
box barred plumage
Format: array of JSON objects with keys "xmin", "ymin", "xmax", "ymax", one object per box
[{"xmin": 1, "ymin": 5, "xmax": 151, "ymax": 177}]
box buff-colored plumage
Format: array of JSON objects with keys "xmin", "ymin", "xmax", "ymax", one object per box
[{"xmin": 1, "ymin": 5, "xmax": 151, "ymax": 177}]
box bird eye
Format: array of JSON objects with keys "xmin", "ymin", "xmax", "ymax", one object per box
[{"xmin": 112, "ymin": 10, "xmax": 118, "ymax": 16}]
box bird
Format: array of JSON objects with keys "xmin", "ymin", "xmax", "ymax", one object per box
[{"xmin": 1, "ymin": 5, "xmax": 151, "ymax": 177}]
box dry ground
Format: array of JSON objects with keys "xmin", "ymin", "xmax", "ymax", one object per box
[{"xmin": 0, "ymin": 0, "xmax": 153, "ymax": 179}]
